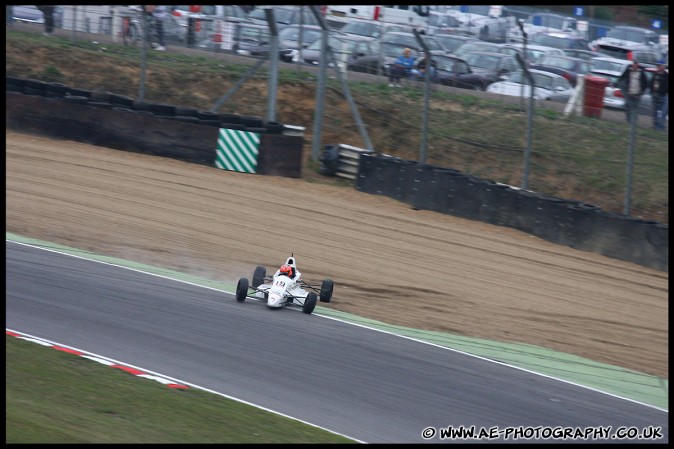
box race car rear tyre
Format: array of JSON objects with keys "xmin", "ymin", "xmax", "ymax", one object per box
[
  {"xmin": 320, "ymin": 279, "xmax": 333, "ymax": 303},
  {"xmin": 252, "ymin": 266, "xmax": 266, "ymax": 288},
  {"xmin": 302, "ymin": 292, "xmax": 317, "ymax": 314},
  {"xmin": 236, "ymin": 278, "xmax": 248, "ymax": 302}
]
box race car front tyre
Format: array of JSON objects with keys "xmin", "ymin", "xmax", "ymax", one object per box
[
  {"xmin": 252, "ymin": 266, "xmax": 266, "ymax": 288},
  {"xmin": 302, "ymin": 292, "xmax": 317, "ymax": 314},
  {"xmin": 319, "ymin": 279, "xmax": 333, "ymax": 303},
  {"xmin": 236, "ymin": 278, "xmax": 249, "ymax": 302}
]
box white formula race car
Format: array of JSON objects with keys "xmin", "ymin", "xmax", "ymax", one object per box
[{"xmin": 235, "ymin": 256, "xmax": 333, "ymax": 315}]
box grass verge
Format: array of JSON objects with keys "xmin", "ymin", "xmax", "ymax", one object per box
[{"xmin": 6, "ymin": 335, "xmax": 356, "ymax": 444}]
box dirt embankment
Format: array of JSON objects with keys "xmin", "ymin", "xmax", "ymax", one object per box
[{"xmin": 6, "ymin": 131, "xmax": 668, "ymax": 379}]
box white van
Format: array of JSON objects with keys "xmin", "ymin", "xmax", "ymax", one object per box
[{"xmin": 324, "ymin": 5, "xmax": 430, "ymax": 32}]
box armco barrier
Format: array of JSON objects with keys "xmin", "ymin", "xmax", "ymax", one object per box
[
  {"xmin": 354, "ymin": 153, "xmax": 667, "ymax": 272},
  {"xmin": 6, "ymin": 87, "xmax": 304, "ymax": 178}
]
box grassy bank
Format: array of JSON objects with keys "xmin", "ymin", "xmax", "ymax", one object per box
[
  {"xmin": 6, "ymin": 336, "xmax": 356, "ymax": 443},
  {"xmin": 5, "ymin": 28, "xmax": 668, "ymax": 223}
]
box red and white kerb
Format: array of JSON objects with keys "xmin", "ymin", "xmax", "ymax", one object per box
[{"xmin": 6, "ymin": 329, "xmax": 189, "ymax": 389}]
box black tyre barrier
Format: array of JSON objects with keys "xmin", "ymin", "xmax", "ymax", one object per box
[
  {"xmin": 264, "ymin": 121, "xmax": 284, "ymax": 134},
  {"xmin": 351, "ymin": 152, "xmax": 666, "ymax": 270},
  {"xmin": 110, "ymin": 94, "xmax": 134, "ymax": 108},
  {"xmin": 355, "ymin": 153, "xmax": 378, "ymax": 193},
  {"xmin": 221, "ymin": 123, "xmax": 246, "ymax": 131},
  {"xmin": 646, "ymin": 223, "xmax": 668, "ymax": 249},
  {"xmin": 24, "ymin": 79, "xmax": 47, "ymax": 92},
  {"xmin": 6, "ymin": 83, "xmax": 24, "ymax": 93},
  {"xmin": 46, "ymin": 82, "xmax": 67, "ymax": 96},
  {"xmin": 431, "ymin": 169, "xmax": 471, "ymax": 217},
  {"xmin": 132, "ymin": 101, "xmax": 152, "ymax": 111},
  {"xmin": 479, "ymin": 182, "xmax": 519, "ymax": 227},
  {"xmin": 87, "ymin": 101, "xmax": 113, "ymax": 108},
  {"xmin": 218, "ymin": 113, "xmax": 242, "ymax": 124},
  {"xmin": 149, "ymin": 103, "xmax": 176, "ymax": 116},
  {"xmin": 133, "ymin": 110, "xmax": 154, "ymax": 116},
  {"xmin": 45, "ymin": 91, "xmax": 64, "ymax": 98},
  {"xmin": 6, "ymin": 77, "xmax": 25, "ymax": 93},
  {"xmin": 66, "ymin": 87, "xmax": 91, "ymax": 98},
  {"xmin": 240, "ymin": 115, "xmax": 264, "ymax": 127},
  {"xmin": 6, "ymin": 76, "xmax": 24, "ymax": 87},
  {"xmin": 561, "ymin": 203, "xmax": 601, "ymax": 249},
  {"xmin": 244, "ymin": 127, "xmax": 267, "ymax": 134},
  {"xmin": 527, "ymin": 193, "xmax": 582, "ymax": 243},
  {"xmin": 154, "ymin": 115, "xmax": 176, "ymax": 120},
  {"xmin": 196, "ymin": 111, "xmax": 219, "ymax": 121},
  {"xmin": 174, "ymin": 115, "xmax": 201, "ymax": 123},
  {"xmin": 175, "ymin": 106, "xmax": 199, "ymax": 117},
  {"xmin": 90, "ymin": 91, "xmax": 113, "ymax": 102},
  {"xmin": 453, "ymin": 175, "xmax": 491, "ymax": 221},
  {"xmin": 112, "ymin": 107, "xmax": 134, "ymax": 113},
  {"xmin": 395, "ymin": 160, "xmax": 423, "ymax": 204},
  {"xmin": 24, "ymin": 87, "xmax": 45, "ymax": 96},
  {"xmin": 199, "ymin": 119, "xmax": 222, "ymax": 127},
  {"xmin": 62, "ymin": 95, "xmax": 89, "ymax": 104},
  {"xmin": 407, "ymin": 164, "xmax": 439, "ymax": 211},
  {"xmin": 509, "ymin": 189, "xmax": 543, "ymax": 232},
  {"xmin": 319, "ymin": 145, "xmax": 340, "ymax": 176}
]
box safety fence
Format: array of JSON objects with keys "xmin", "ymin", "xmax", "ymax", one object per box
[{"xmin": 5, "ymin": 11, "xmax": 668, "ymax": 227}]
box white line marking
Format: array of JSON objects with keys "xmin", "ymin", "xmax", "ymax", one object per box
[{"xmin": 7, "ymin": 239, "xmax": 668, "ymax": 414}]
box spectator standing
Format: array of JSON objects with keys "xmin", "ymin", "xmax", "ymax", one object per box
[
  {"xmin": 389, "ymin": 48, "xmax": 415, "ymax": 87},
  {"xmin": 616, "ymin": 60, "xmax": 647, "ymax": 124},
  {"xmin": 144, "ymin": 5, "xmax": 167, "ymax": 51},
  {"xmin": 650, "ymin": 61, "xmax": 668, "ymax": 131},
  {"xmin": 36, "ymin": 5, "xmax": 55, "ymax": 36}
]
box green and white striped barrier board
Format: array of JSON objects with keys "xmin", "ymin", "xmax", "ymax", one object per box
[{"xmin": 215, "ymin": 128, "xmax": 261, "ymax": 173}]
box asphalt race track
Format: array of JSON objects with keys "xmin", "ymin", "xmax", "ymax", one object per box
[{"xmin": 6, "ymin": 241, "xmax": 669, "ymax": 444}]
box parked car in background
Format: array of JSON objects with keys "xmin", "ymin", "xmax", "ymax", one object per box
[
  {"xmin": 594, "ymin": 41, "xmax": 660, "ymax": 65},
  {"xmin": 231, "ymin": 23, "xmax": 271, "ymax": 57},
  {"xmin": 461, "ymin": 52, "xmax": 519, "ymax": 86},
  {"xmin": 512, "ymin": 12, "xmax": 580, "ymax": 41},
  {"xmin": 425, "ymin": 10, "xmax": 463, "ymax": 35},
  {"xmin": 169, "ymin": 5, "xmax": 249, "ymax": 28},
  {"xmin": 433, "ymin": 33, "xmax": 478, "ymax": 55},
  {"xmin": 12, "ymin": 5, "xmax": 64, "ymax": 27},
  {"xmin": 486, "ymin": 69, "xmax": 575, "ymax": 101},
  {"xmin": 303, "ymin": 33, "xmax": 381, "ymax": 74},
  {"xmin": 563, "ymin": 49, "xmax": 604, "ymax": 61},
  {"xmin": 453, "ymin": 40, "xmax": 503, "ymax": 59},
  {"xmin": 498, "ymin": 43, "xmax": 565, "ymax": 64},
  {"xmin": 276, "ymin": 24, "xmax": 323, "ymax": 63},
  {"xmin": 530, "ymin": 32, "xmax": 590, "ymax": 51},
  {"xmin": 590, "ymin": 25, "xmax": 662, "ymax": 56},
  {"xmin": 444, "ymin": 5, "xmax": 512, "ymax": 43},
  {"xmin": 529, "ymin": 55, "xmax": 592, "ymax": 86},
  {"xmin": 433, "ymin": 54, "xmax": 503, "ymax": 90},
  {"xmin": 247, "ymin": 6, "xmax": 319, "ymax": 31},
  {"xmin": 382, "ymin": 31, "xmax": 448, "ymax": 55},
  {"xmin": 338, "ymin": 18, "xmax": 412, "ymax": 41}
]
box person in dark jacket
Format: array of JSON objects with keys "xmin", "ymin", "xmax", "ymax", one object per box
[
  {"xmin": 36, "ymin": 5, "xmax": 55, "ymax": 36},
  {"xmin": 616, "ymin": 60, "xmax": 648, "ymax": 124},
  {"xmin": 411, "ymin": 56, "xmax": 438, "ymax": 82},
  {"xmin": 649, "ymin": 61, "xmax": 668, "ymax": 130}
]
